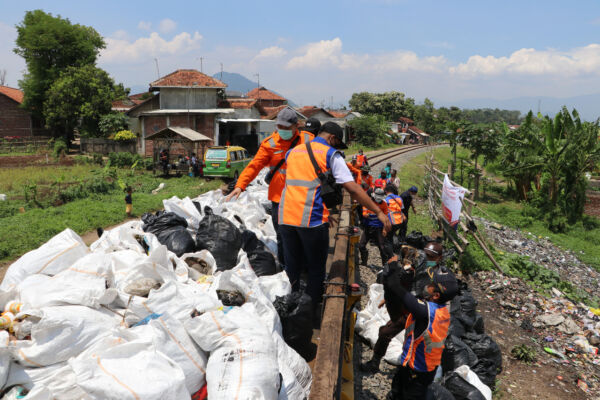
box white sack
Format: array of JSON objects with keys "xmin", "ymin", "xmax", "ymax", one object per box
[
  {"xmin": 454, "ymin": 365, "xmax": 492, "ymax": 400},
  {"xmin": 258, "ymin": 272, "xmax": 292, "ymax": 303},
  {"xmin": 0, "ymin": 331, "xmax": 11, "ymax": 389},
  {"xmin": 163, "ymin": 196, "xmax": 202, "ymax": 229},
  {"xmin": 11, "ymin": 305, "xmax": 119, "ymax": 366},
  {"xmin": 185, "ymin": 303, "xmax": 280, "ymax": 400},
  {"xmin": 5, "ymin": 361, "xmax": 89, "ymax": 399},
  {"xmin": 70, "ymin": 340, "xmax": 189, "ymax": 400},
  {"xmin": 2, "ymin": 229, "xmax": 88, "ymax": 290},
  {"xmin": 441, "ymin": 174, "xmax": 466, "ymax": 228},
  {"xmin": 273, "ymin": 333, "xmax": 312, "ymax": 400}
]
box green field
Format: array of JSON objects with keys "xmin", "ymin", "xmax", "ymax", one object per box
[{"xmin": 0, "ymin": 164, "xmax": 223, "ymax": 262}]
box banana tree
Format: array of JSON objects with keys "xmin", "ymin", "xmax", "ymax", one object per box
[{"xmin": 540, "ymin": 107, "xmax": 570, "ymax": 207}]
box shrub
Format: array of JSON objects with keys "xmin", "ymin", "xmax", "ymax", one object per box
[
  {"xmin": 113, "ymin": 130, "xmax": 136, "ymax": 141},
  {"xmin": 98, "ymin": 112, "xmax": 129, "ymax": 138},
  {"xmin": 53, "ymin": 138, "xmax": 67, "ymax": 158},
  {"xmin": 74, "ymin": 155, "xmax": 90, "ymax": 165},
  {"xmin": 92, "ymin": 153, "xmax": 104, "ymax": 165},
  {"xmin": 107, "ymin": 152, "xmax": 141, "ymax": 168}
]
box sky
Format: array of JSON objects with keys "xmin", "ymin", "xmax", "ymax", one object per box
[{"xmin": 2, "ymin": 0, "xmax": 600, "ymax": 111}]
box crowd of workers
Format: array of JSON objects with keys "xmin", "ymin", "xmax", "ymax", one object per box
[{"xmin": 226, "ymin": 108, "xmax": 458, "ymax": 399}]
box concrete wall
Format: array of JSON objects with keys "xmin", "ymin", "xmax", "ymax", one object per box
[
  {"xmin": 81, "ymin": 138, "xmax": 136, "ymax": 154},
  {"xmin": 160, "ymin": 88, "xmax": 218, "ymax": 109}
]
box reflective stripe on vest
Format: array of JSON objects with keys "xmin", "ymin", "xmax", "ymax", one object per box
[
  {"xmin": 267, "ymin": 137, "xmax": 276, "ymax": 148},
  {"xmin": 400, "ymin": 302, "xmax": 450, "ymax": 372},
  {"xmin": 279, "ymin": 139, "xmax": 336, "ymax": 227},
  {"xmin": 387, "ymin": 196, "xmax": 405, "ymax": 225}
]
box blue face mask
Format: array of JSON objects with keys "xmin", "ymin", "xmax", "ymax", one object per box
[
  {"xmin": 278, "ymin": 129, "xmax": 293, "ymax": 140},
  {"xmin": 425, "ymin": 260, "xmax": 437, "ymax": 267}
]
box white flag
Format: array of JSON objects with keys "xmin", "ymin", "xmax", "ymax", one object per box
[{"xmin": 441, "ymin": 174, "xmax": 466, "ymax": 227}]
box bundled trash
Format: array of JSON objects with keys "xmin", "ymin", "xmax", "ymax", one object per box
[{"xmin": 0, "ymin": 170, "xmax": 311, "ymax": 399}]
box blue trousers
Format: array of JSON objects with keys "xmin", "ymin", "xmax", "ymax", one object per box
[{"xmin": 279, "ymin": 223, "xmax": 330, "ymax": 308}]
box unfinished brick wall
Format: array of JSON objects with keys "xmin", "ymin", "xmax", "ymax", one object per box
[{"xmin": 0, "ymin": 96, "xmax": 31, "ymax": 137}]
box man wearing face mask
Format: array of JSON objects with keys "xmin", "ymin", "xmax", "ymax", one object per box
[
  {"xmin": 279, "ymin": 122, "xmax": 391, "ymax": 319},
  {"xmin": 226, "ymin": 108, "xmax": 314, "ymax": 267},
  {"xmin": 360, "ymin": 242, "xmax": 447, "ymax": 374}
]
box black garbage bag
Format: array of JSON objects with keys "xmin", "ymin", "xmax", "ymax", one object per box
[
  {"xmin": 222, "ymin": 179, "xmax": 238, "ymax": 196},
  {"xmin": 240, "ymin": 229, "xmax": 277, "ymax": 276},
  {"xmin": 451, "ymin": 290, "xmax": 478, "ymax": 330},
  {"xmin": 426, "ymin": 382, "xmax": 456, "ymax": 400},
  {"xmin": 461, "ymin": 332, "xmax": 502, "ymax": 374},
  {"xmin": 192, "ymin": 201, "xmax": 203, "ymax": 215},
  {"xmin": 196, "ymin": 207, "xmax": 242, "ymax": 271},
  {"xmin": 443, "ymin": 372, "xmax": 486, "ymax": 400},
  {"xmin": 471, "ymin": 358, "xmax": 498, "ymax": 389},
  {"xmin": 441, "ymin": 335, "xmax": 478, "ymax": 373},
  {"xmin": 405, "ymin": 231, "xmax": 436, "ymax": 249},
  {"xmin": 273, "ymin": 292, "xmax": 313, "ymax": 359},
  {"xmin": 448, "ymin": 319, "xmax": 467, "ymax": 338},
  {"xmin": 472, "ymin": 314, "xmax": 485, "ymax": 334},
  {"xmin": 141, "ymin": 211, "xmax": 195, "ymax": 257}
]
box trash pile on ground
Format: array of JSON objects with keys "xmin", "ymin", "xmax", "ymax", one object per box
[
  {"xmin": 356, "ymin": 239, "xmax": 502, "ymax": 400},
  {"xmin": 471, "ymin": 269, "xmax": 600, "ymax": 397},
  {"xmin": 0, "ymin": 171, "xmax": 312, "ymax": 399}
]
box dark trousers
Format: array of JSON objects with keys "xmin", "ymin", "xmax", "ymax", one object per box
[
  {"xmin": 359, "ymin": 226, "xmax": 392, "ymax": 265},
  {"xmin": 398, "ymin": 214, "xmax": 409, "ymax": 243},
  {"xmin": 386, "ymin": 225, "xmax": 402, "ymax": 254},
  {"xmin": 279, "ymin": 223, "xmax": 329, "ymax": 308},
  {"xmin": 373, "ymin": 316, "xmax": 406, "ymax": 359},
  {"xmin": 389, "ymin": 365, "xmax": 436, "ymax": 400},
  {"xmin": 270, "ymin": 202, "xmax": 285, "ymax": 265}
]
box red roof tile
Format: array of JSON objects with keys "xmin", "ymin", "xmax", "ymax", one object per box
[
  {"xmin": 0, "ymin": 86, "xmax": 24, "ymax": 104},
  {"xmin": 129, "ymin": 92, "xmax": 153, "ymax": 101},
  {"xmin": 262, "ymin": 105, "xmax": 289, "ymax": 120},
  {"xmin": 399, "ymin": 117, "xmax": 414, "ymax": 124},
  {"xmin": 297, "ymin": 106, "xmax": 334, "ymax": 118},
  {"xmin": 246, "ymin": 86, "xmax": 286, "ymax": 101},
  {"xmin": 328, "ymin": 110, "xmax": 348, "ymax": 118},
  {"xmin": 219, "ymin": 99, "xmax": 267, "ymax": 115},
  {"xmin": 150, "ymin": 69, "xmax": 227, "ymax": 89}
]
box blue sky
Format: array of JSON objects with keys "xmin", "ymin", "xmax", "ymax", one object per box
[{"xmin": 2, "ymin": 0, "xmax": 600, "ymax": 110}]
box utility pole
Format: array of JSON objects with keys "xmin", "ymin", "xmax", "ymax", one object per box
[
  {"xmin": 199, "ymin": 57, "xmax": 204, "ymax": 73},
  {"xmin": 254, "ymin": 73, "xmax": 260, "ymax": 102},
  {"xmin": 154, "ymin": 58, "xmax": 160, "ymax": 79},
  {"xmin": 220, "ymin": 63, "xmax": 223, "ymax": 81}
]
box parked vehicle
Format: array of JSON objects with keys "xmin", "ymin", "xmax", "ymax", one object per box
[{"xmin": 203, "ymin": 146, "xmax": 251, "ymax": 179}]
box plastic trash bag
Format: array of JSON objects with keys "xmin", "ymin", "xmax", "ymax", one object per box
[
  {"xmin": 273, "ymin": 292, "xmax": 313, "ymax": 359},
  {"xmin": 461, "ymin": 333, "xmax": 503, "ymax": 374},
  {"xmin": 142, "ymin": 211, "xmax": 195, "ymax": 257},
  {"xmin": 441, "ymin": 335, "xmax": 479, "ymax": 373},
  {"xmin": 405, "ymin": 231, "xmax": 435, "ymax": 249},
  {"xmin": 443, "ymin": 371, "xmax": 486, "ymax": 400},
  {"xmin": 195, "ymin": 207, "xmax": 242, "ymax": 271},
  {"xmin": 453, "ymin": 365, "xmax": 492, "ymax": 400},
  {"xmin": 241, "ymin": 229, "xmax": 277, "ymax": 276},
  {"xmin": 426, "ymin": 382, "xmax": 456, "ymax": 400},
  {"xmin": 471, "ymin": 358, "xmax": 498, "ymax": 389}
]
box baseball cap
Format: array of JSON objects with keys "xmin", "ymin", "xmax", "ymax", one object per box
[
  {"xmin": 431, "ymin": 267, "xmax": 458, "ymax": 303},
  {"xmin": 276, "ymin": 108, "xmax": 298, "ymax": 128},
  {"xmin": 409, "ymin": 185, "xmax": 418, "ymax": 193},
  {"xmin": 304, "ymin": 117, "xmax": 321, "ymax": 134},
  {"xmin": 372, "ymin": 187, "xmax": 386, "ymax": 203},
  {"xmin": 319, "ymin": 122, "xmax": 347, "ymax": 149}
]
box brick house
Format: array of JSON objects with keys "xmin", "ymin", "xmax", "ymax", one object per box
[
  {"xmin": 245, "ymin": 86, "xmax": 287, "ymax": 108},
  {"xmin": 126, "ymin": 69, "xmax": 234, "ymax": 157},
  {"xmin": 0, "ymin": 86, "xmax": 47, "ymax": 137}
]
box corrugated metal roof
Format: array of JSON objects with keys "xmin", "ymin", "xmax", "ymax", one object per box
[{"xmin": 145, "ymin": 126, "xmax": 212, "ymax": 142}]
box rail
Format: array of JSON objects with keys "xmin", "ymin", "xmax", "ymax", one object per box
[{"xmin": 310, "ymin": 143, "xmax": 436, "ymax": 399}]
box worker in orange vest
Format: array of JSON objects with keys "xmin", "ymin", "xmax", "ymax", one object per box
[
  {"xmin": 360, "ymin": 165, "xmax": 374, "ymax": 189},
  {"xmin": 278, "ymin": 122, "xmax": 391, "ymax": 316},
  {"xmin": 359, "ymin": 187, "xmax": 393, "ymax": 266},
  {"xmin": 356, "ymin": 149, "xmax": 368, "ymax": 167},
  {"xmin": 374, "ymin": 170, "xmax": 388, "ymax": 189},
  {"xmin": 385, "ymin": 184, "xmax": 405, "ymax": 252},
  {"xmin": 381, "ymin": 248, "xmax": 458, "ymax": 399},
  {"xmin": 346, "ymin": 159, "xmax": 361, "ymax": 183},
  {"xmin": 226, "ymin": 108, "xmax": 314, "ymax": 266}
]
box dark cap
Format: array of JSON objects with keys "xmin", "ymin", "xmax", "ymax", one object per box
[
  {"xmin": 424, "ymin": 242, "xmax": 443, "ymax": 257},
  {"xmin": 409, "ymin": 185, "xmax": 418, "ymax": 193},
  {"xmin": 304, "ymin": 117, "xmax": 321, "ymax": 134},
  {"xmin": 319, "ymin": 122, "xmax": 347, "ymax": 149},
  {"xmin": 276, "ymin": 108, "xmax": 298, "ymax": 127},
  {"xmin": 431, "ymin": 267, "xmax": 458, "ymax": 303}
]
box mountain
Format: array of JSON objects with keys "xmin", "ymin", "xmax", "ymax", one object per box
[
  {"xmin": 434, "ymin": 94, "xmax": 600, "ymax": 121},
  {"xmin": 212, "ymin": 72, "xmax": 296, "ymax": 106}
]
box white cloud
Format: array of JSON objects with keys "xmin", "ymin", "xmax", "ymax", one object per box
[
  {"xmin": 286, "ymin": 38, "xmax": 344, "ymax": 69},
  {"xmin": 158, "ymin": 18, "xmax": 177, "ymax": 34},
  {"xmin": 100, "ymin": 31, "xmax": 203, "ymax": 63},
  {"xmin": 251, "ymin": 46, "xmax": 287, "ymax": 63},
  {"xmin": 450, "ymin": 44, "xmax": 600, "ymax": 77},
  {"xmin": 137, "ymin": 21, "xmax": 152, "ymax": 31}
]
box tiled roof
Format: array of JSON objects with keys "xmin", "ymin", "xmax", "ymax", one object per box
[
  {"xmin": 262, "ymin": 105, "xmax": 288, "ymax": 120},
  {"xmin": 129, "ymin": 92, "xmax": 153, "ymax": 101},
  {"xmin": 0, "ymin": 86, "xmax": 24, "ymax": 104},
  {"xmin": 149, "ymin": 69, "xmax": 227, "ymax": 89},
  {"xmin": 328, "ymin": 110, "xmax": 349, "ymax": 118},
  {"xmin": 219, "ymin": 99, "xmax": 266, "ymax": 115},
  {"xmin": 399, "ymin": 117, "xmax": 414, "ymax": 124},
  {"xmin": 297, "ymin": 106, "xmax": 334, "ymax": 118},
  {"xmin": 246, "ymin": 86, "xmax": 286, "ymax": 101},
  {"xmin": 111, "ymin": 94, "xmax": 148, "ymax": 111}
]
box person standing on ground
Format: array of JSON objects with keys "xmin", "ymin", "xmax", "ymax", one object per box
[
  {"xmin": 191, "ymin": 153, "xmax": 199, "ymax": 177},
  {"xmin": 125, "ymin": 187, "xmax": 133, "ymax": 217},
  {"xmin": 383, "ymin": 162, "xmax": 392, "ymax": 178},
  {"xmin": 360, "ymin": 165, "xmax": 374, "ymax": 189},
  {"xmin": 384, "ymin": 184, "xmax": 405, "ymax": 252},
  {"xmin": 360, "ymin": 242, "xmax": 445, "ymax": 373},
  {"xmin": 226, "ymin": 108, "xmax": 314, "ymax": 267},
  {"xmin": 398, "ymin": 186, "xmax": 418, "ymax": 243},
  {"xmin": 391, "ymin": 169, "xmax": 400, "ymax": 189},
  {"xmin": 356, "ymin": 149, "xmax": 368, "ymax": 167},
  {"xmin": 359, "ymin": 187, "xmax": 393, "ymax": 266},
  {"xmin": 278, "ymin": 122, "xmax": 391, "ymax": 314},
  {"xmin": 375, "ymin": 171, "xmax": 388, "ymax": 189}
]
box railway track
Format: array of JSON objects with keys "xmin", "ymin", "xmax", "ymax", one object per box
[{"xmin": 310, "ymin": 143, "xmax": 434, "ymax": 400}]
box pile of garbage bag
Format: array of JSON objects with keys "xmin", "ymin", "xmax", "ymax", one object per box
[
  {"xmin": 356, "ymin": 263, "xmax": 501, "ymax": 400},
  {"xmin": 0, "ymin": 171, "xmax": 311, "ymax": 399}
]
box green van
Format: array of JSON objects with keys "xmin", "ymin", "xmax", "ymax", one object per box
[{"xmin": 203, "ymin": 146, "xmax": 252, "ymax": 179}]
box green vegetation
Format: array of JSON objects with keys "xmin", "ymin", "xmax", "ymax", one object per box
[
  {"xmin": 0, "ymin": 167, "xmax": 223, "ymax": 262},
  {"xmin": 347, "ymin": 115, "xmax": 390, "ymax": 147},
  {"xmin": 511, "ymin": 344, "xmax": 537, "ymax": 364},
  {"xmin": 99, "ymin": 112, "xmax": 129, "ymax": 138},
  {"xmin": 113, "ymin": 130, "xmax": 136, "ymax": 141}
]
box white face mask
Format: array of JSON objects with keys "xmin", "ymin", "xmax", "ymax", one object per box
[{"xmin": 278, "ymin": 129, "xmax": 293, "ymax": 140}]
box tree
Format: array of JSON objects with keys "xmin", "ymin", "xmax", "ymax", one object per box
[
  {"xmin": 413, "ymin": 98, "xmax": 436, "ymax": 134},
  {"xmin": 43, "ymin": 65, "xmax": 122, "ymax": 139},
  {"xmin": 458, "ymin": 123, "xmax": 501, "ymax": 199},
  {"xmin": 99, "ymin": 112, "xmax": 130, "ymax": 139},
  {"xmin": 348, "ymin": 115, "xmax": 389, "ymax": 147},
  {"xmin": 14, "ymin": 10, "xmax": 105, "ymax": 121},
  {"xmin": 349, "ymin": 91, "xmax": 415, "ymax": 121}
]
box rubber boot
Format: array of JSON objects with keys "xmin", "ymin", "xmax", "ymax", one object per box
[
  {"xmin": 360, "ymin": 248, "xmax": 369, "ymax": 266},
  {"xmin": 360, "ymin": 356, "xmax": 381, "ymax": 373}
]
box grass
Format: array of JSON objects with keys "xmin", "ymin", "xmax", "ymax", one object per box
[
  {"xmin": 0, "ymin": 169, "xmax": 223, "ymax": 262},
  {"xmin": 0, "ymin": 151, "xmax": 40, "ymax": 157},
  {"xmin": 345, "ymin": 142, "xmax": 399, "ymax": 156},
  {"xmin": 0, "ymin": 164, "xmax": 101, "ymax": 194}
]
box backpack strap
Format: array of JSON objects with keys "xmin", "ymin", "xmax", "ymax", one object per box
[{"xmin": 265, "ymin": 134, "xmax": 301, "ymax": 182}]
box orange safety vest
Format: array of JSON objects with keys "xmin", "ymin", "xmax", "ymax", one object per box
[
  {"xmin": 236, "ymin": 130, "xmax": 314, "ymax": 203},
  {"xmin": 386, "ymin": 194, "xmax": 405, "ymax": 225},
  {"xmin": 362, "ymin": 201, "xmax": 388, "ymax": 227},
  {"xmin": 279, "ymin": 137, "xmax": 340, "ymax": 227},
  {"xmin": 362, "ymin": 174, "xmax": 374, "ymax": 188},
  {"xmin": 400, "ymin": 302, "xmax": 450, "ymax": 372},
  {"xmin": 356, "ymin": 154, "xmax": 366, "ymax": 167}
]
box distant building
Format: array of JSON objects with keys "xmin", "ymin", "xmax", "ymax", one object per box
[
  {"xmin": 0, "ymin": 86, "xmax": 47, "ymax": 137},
  {"xmin": 126, "ymin": 69, "xmax": 234, "ymax": 156},
  {"xmin": 216, "ymin": 98, "xmax": 271, "ymax": 153},
  {"xmin": 245, "ymin": 86, "xmax": 287, "ymax": 108},
  {"xmin": 296, "ymin": 106, "xmax": 335, "ymax": 120}
]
